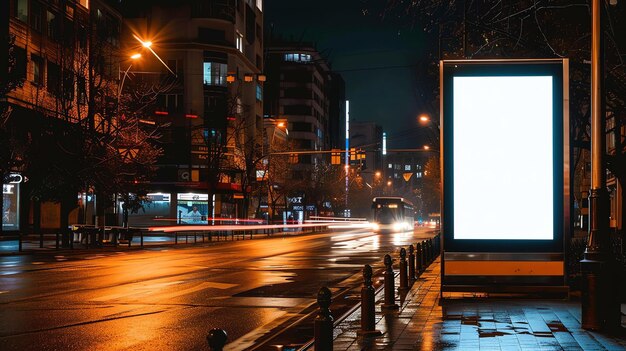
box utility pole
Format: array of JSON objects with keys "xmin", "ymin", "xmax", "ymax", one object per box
[
  {"xmin": 345, "ymin": 100, "xmax": 350, "ymax": 217},
  {"xmin": 581, "ymin": 0, "xmax": 618, "ymax": 331}
]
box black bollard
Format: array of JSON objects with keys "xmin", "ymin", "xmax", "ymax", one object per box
[
  {"xmin": 206, "ymin": 328, "xmax": 227, "ymax": 351},
  {"xmin": 416, "ymin": 242, "xmax": 423, "ymax": 273},
  {"xmin": 408, "ymin": 245, "xmax": 416, "ymax": 281},
  {"xmin": 359, "ymin": 265, "xmax": 381, "ymax": 336},
  {"xmin": 381, "ymin": 254, "xmax": 399, "ymax": 310},
  {"xmin": 428, "ymin": 238, "xmax": 435, "ymax": 263},
  {"xmin": 426, "ymin": 239, "xmax": 432, "ymax": 264},
  {"xmin": 399, "ymin": 248, "xmax": 408, "ymax": 291},
  {"xmin": 314, "ymin": 286, "xmax": 334, "ymax": 350}
]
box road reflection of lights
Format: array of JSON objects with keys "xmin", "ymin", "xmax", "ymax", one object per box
[
  {"xmin": 1, "ymin": 271, "xmax": 20, "ymax": 275},
  {"xmin": 392, "ymin": 231, "xmax": 413, "ymax": 246},
  {"xmin": 331, "ymin": 233, "xmax": 358, "ymax": 240},
  {"xmin": 371, "ymin": 235, "xmax": 380, "ymax": 250},
  {"xmin": 327, "ymin": 222, "xmax": 373, "ymax": 229}
]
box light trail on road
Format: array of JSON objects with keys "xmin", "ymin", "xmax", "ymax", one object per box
[{"xmin": 0, "ymin": 227, "xmax": 436, "ymax": 350}]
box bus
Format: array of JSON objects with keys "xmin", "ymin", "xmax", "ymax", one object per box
[{"xmin": 371, "ymin": 197, "xmax": 415, "ymax": 232}]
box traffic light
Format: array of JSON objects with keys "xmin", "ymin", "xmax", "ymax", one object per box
[{"xmin": 331, "ymin": 149, "xmax": 342, "ymax": 165}]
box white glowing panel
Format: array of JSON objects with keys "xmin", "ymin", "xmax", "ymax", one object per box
[{"xmin": 453, "ymin": 76, "xmax": 553, "ymax": 240}]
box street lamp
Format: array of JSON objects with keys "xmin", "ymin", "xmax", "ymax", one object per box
[
  {"xmin": 118, "ymin": 53, "xmax": 142, "ymax": 103},
  {"xmin": 132, "ymin": 34, "xmax": 176, "ymax": 77}
]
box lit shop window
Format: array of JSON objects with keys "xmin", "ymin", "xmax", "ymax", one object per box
[
  {"xmin": 177, "ymin": 193, "xmax": 209, "ymax": 224},
  {"xmin": 2, "ymin": 175, "xmax": 21, "ymax": 231}
]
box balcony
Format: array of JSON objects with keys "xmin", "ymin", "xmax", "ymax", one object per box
[{"xmin": 191, "ymin": 0, "xmax": 235, "ymax": 23}]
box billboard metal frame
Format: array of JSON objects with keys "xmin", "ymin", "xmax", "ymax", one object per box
[{"xmin": 440, "ymin": 59, "xmax": 570, "ymax": 294}]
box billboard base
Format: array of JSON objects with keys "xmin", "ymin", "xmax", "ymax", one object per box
[{"xmin": 441, "ymin": 252, "xmax": 568, "ymax": 298}]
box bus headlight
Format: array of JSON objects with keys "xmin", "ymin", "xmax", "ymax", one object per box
[
  {"xmin": 371, "ymin": 223, "xmax": 380, "ymax": 231},
  {"xmin": 393, "ymin": 222, "xmax": 404, "ymax": 231}
]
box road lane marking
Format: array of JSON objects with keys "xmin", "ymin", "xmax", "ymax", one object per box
[
  {"xmin": 91, "ymin": 281, "xmax": 185, "ymax": 302},
  {"xmin": 90, "ymin": 280, "xmax": 237, "ymax": 302}
]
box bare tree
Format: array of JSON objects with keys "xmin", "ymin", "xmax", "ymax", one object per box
[
  {"xmin": 0, "ymin": 34, "xmax": 26, "ymax": 236},
  {"xmin": 374, "ymin": 0, "xmax": 626, "ymax": 228}
]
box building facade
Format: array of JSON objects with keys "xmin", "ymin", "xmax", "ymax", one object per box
[
  {"xmin": 121, "ymin": 0, "xmax": 264, "ymax": 223},
  {"xmin": 264, "ymin": 41, "xmax": 345, "ymax": 218},
  {"xmin": 350, "ymin": 121, "xmax": 383, "ymax": 185},
  {"xmin": 2, "ymin": 0, "xmax": 123, "ymax": 234}
]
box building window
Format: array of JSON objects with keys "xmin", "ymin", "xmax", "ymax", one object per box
[
  {"xmin": 31, "ymin": 55, "xmax": 44, "ymax": 86},
  {"xmin": 236, "ymin": 32, "xmax": 244, "ymax": 53},
  {"xmin": 283, "ymin": 105, "xmax": 311, "ymax": 115},
  {"xmin": 203, "ymin": 62, "xmax": 227, "ymax": 86},
  {"xmin": 292, "ymin": 122, "xmax": 311, "ymax": 132},
  {"xmin": 12, "ymin": 46, "xmax": 27, "ymax": 81},
  {"xmin": 405, "ymin": 165, "xmax": 411, "ymax": 171},
  {"xmin": 198, "ymin": 27, "xmax": 226, "ymax": 44},
  {"xmin": 74, "ymin": 25, "xmax": 86, "ymax": 49},
  {"xmin": 46, "ymin": 11, "xmax": 59, "ymax": 41},
  {"xmin": 15, "ymin": 0, "xmax": 28, "ymax": 22},
  {"xmin": 30, "ymin": 1, "xmax": 42, "ymax": 32},
  {"xmin": 46, "ymin": 62, "xmax": 60, "ymax": 96},
  {"xmin": 284, "ymin": 53, "xmax": 311, "ymax": 63},
  {"xmin": 388, "ymin": 163, "xmax": 392, "ymax": 168},
  {"xmin": 256, "ymin": 84, "xmax": 262, "ymax": 101}
]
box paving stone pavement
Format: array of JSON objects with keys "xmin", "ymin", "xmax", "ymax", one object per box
[{"xmin": 333, "ymin": 257, "xmax": 626, "ymax": 351}]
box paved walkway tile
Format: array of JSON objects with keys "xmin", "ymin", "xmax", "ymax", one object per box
[{"xmin": 333, "ymin": 257, "xmax": 626, "ymax": 350}]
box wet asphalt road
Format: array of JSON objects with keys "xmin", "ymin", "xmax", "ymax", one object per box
[{"xmin": 0, "ymin": 227, "xmax": 435, "ymax": 350}]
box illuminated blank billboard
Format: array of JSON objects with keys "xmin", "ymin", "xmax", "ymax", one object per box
[
  {"xmin": 442, "ymin": 60, "xmax": 568, "ymax": 253},
  {"xmin": 453, "ymin": 76, "xmax": 553, "ymax": 240}
]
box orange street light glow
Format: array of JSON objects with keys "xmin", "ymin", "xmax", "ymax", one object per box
[
  {"xmin": 424, "ymin": 145, "xmax": 430, "ymax": 150},
  {"xmin": 277, "ymin": 122, "xmax": 285, "ymax": 128},
  {"xmin": 130, "ymin": 53, "xmax": 142, "ymax": 59},
  {"xmin": 132, "ymin": 34, "xmax": 176, "ymax": 76},
  {"xmin": 419, "ymin": 115, "xmax": 430, "ymax": 122}
]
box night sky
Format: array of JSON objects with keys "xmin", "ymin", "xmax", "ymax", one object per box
[{"xmin": 265, "ymin": 1, "xmax": 433, "ymax": 148}]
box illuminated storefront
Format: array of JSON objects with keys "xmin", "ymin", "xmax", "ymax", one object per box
[
  {"xmin": 177, "ymin": 193, "xmax": 209, "ymax": 224},
  {"xmin": 2, "ymin": 176, "xmax": 21, "ymax": 231}
]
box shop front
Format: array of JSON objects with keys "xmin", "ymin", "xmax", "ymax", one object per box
[{"xmin": 2, "ymin": 174, "xmax": 21, "ymax": 232}]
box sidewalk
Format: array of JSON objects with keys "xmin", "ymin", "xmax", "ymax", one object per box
[{"xmin": 333, "ymin": 258, "xmax": 626, "ymax": 351}]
